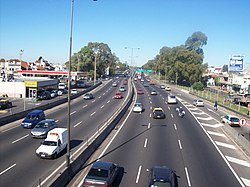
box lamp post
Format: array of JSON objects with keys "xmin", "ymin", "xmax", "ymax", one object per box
[
  {"xmin": 93, "ymin": 48, "xmax": 98, "ymax": 85},
  {"xmin": 125, "ymin": 47, "xmax": 140, "ymax": 68}
]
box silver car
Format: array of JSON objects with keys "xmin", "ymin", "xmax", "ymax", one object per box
[{"xmin": 31, "ymin": 119, "xmax": 57, "ymax": 138}]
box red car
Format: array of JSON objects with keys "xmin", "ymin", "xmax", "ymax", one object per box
[
  {"xmin": 137, "ymin": 89, "xmax": 144, "ymax": 94},
  {"xmin": 114, "ymin": 92, "xmax": 123, "ymax": 99}
]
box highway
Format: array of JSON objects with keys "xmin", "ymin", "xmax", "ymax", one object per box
[
  {"xmin": 72, "ymin": 78, "xmax": 250, "ymax": 187},
  {"xmin": 0, "ymin": 77, "xmax": 129, "ymax": 187}
]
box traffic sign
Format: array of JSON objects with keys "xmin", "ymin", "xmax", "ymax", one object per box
[{"xmin": 239, "ymin": 118, "xmax": 247, "ymax": 126}]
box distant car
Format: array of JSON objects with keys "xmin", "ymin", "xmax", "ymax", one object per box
[
  {"xmin": 21, "ymin": 110, "xmax": 45, "ymax": 128},
  {"xmin": 133, "ymin": 103, "xmax": 143, "ymax": 113},
  {"xmin": 165, "ymin": 86, "xmax": 171, "ymax": 91},
  {"xmin": 83, "ymin": 161, "xmax": 119, "ymax": 187},
  {"xmin": 0, "ymin": 99, "xmax": 12, "ymax": 110},
  {"xmin": 221, "ymin": 115, "xmax": 240, "ymax": 127},
  {"xmin": 119, "ymin": 86, "xmax": 126, "ymax": 92},
  {"xmin": 112, "ymin": 82, "xmax": 118, "ymax": 87},
  {"xmin": 50, "ymin": 90, "xmax": 58, "ymax": 98},
  {"xmin": 137, "ymin": 89, "xmax": 144, "ymax": 94},
  {"xmin": 160, "ymin": 85, "xmax": 165, "ymax": 89},
  {"xmin": 148, "ymin": 166, "xmax": 178, "ymax": 187},
  {"xmin": 134, "ymin": 77, "xmax": 138, "ymax": 81},
  {"xmin": 83, "ymin": 93, "xmax": 94, "ymax": 100},
  {"xmin": 37, "ymin": 91, "xmax": 52, "ymax": 100},
  {"xmin": 143, "ymin": 83, "xmax": 149, "ymax": 87},
  {"xmin": 57, "ymin": 89, "xmax": 67, "ymax": 96},
  {"xmin": 31, "ymin": 119, "xmax": 57, "ymax": 138},
  {"xmin": 114, "ymin": 92, "xmax": 123, "ymax": 99},
  {"xmin": 151, "ymin": 89, "xmax": 157, "ymax": 95},
  {"xmin": 167, "ymin": 95, "xmax": 177, "ymax": 104},
  {"xmin": 71, "ymin": 89, "xmax": 77, "ymax": 94},
  {"xmin": 123, "ymin": 79, "xmax": 128, "ymax": 85},
  {"xmin": 152, "ymin": 107, "xmax": 166, "ymax": 119},
  {"xmin": 193, "ymin": 99, "xmax": 204, "ymax": 107}
]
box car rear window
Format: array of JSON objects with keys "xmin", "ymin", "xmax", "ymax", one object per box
[
  {"xmin": 170, "ymin": 96, "xmax": 176, "ymax": 99},
  {"xmin": 88, "ymin": 168, "xmax": 108, "ymax": 178}
]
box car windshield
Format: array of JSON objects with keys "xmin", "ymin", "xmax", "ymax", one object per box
[
  {"xmin": 152, "ymin": 181, "xmax": 172, "ymax": 187},
  {"xmin": 88, "ymin": 168, "xmax": 109, "ymax": 179},
  {"xmin": 135, "ymin": 104, "xmax": 141, "ymax": 107},
  {"xmin": 42, "ymin": 141, "xmax": 57, "ymax": 146},
  {"xmin": 170, "ymin": 96, "xmax": 176, "ymax": 99},
  {"xmin": 26, "ymin": 114, "xmax": 38, "ymax": 120},
  {"xmin": 35, "ymin": 122, "xmax": 49, "ymax": 129}
]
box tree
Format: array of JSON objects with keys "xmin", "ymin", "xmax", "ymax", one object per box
[
  {"xmin": 185, "ymin": 31, "xmax": 208, "ymax": 54},
  {"xmin": 222, "ymin": 65, "xmax": 228, "ymax": 72}
]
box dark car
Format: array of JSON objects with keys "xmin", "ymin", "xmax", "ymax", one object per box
[
  {"xmin": 21, "ymin": 110, "xmax": 45, "ymax": 128},
  {"xmin": 152, "ymin": 108, "xmax": 166, "ymax": 119},
  {"xmin": 31, "ymin": 119, "xmax": 57, "ymax": 138},
  {"xmin": 83, "ymin": 93, "xmax": 94, "ymax": 100},
  {"xmin": 37, "ymin": 91, "xmax": 52, "ymax": 100},
  {"xmin": 148, "ymin": 166, "xmax": 177, "ymax": 187},
  {"xmin": 83, "ymin": 161, "xmax": 119, "ymax": 187},
  {"xmin": 0, "ymin": 99, "xmax": 12, "ymax": 110}
]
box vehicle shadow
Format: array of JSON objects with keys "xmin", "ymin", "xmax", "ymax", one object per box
[
  {"xmin": 112, "ymin": 166, "xmax": 126, "ymax": 187},
  {"xmin": 70, "ymin": 139, "xmax": 83, "ymax": 149}
]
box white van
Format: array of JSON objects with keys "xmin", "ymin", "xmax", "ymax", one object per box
[
  {"xmin": 36, "ymin": 128, "xmax": 68, "ymax": 159},
  {"xmin": 58, "ymin": 83, "xmax": 66, "ymax": 90},
  {"xmin": 167, "ymin": 95, "xmax": 177, "ymax": 104}
]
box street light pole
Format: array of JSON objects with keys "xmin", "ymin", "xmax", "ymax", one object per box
[
  {"xmin": 125, "ymin": 47, "xmax": 140, "ymax": 68},
  {"xmin": 66, "ymin": 0, "xmax": 74, "ymax": 168}
]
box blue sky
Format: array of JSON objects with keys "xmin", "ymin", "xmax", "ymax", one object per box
[{"xmin": 0, "ymin": 0, "xmax": 250, "ymax": 68}]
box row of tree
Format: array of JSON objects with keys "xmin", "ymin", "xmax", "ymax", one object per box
[
  {"xmin": 65, "ymin": 42, "xmax": 128, "ymax": 78},
  {"xmin": 142, "ymin": 31, "xmax": 208, "ymax": 87}
]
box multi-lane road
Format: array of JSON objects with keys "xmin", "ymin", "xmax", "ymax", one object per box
[{"xmin": 1, "ymin": 76, "xmax": 250, "ymax": 187}]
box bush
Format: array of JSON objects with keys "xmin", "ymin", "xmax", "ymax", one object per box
[{"xmin": 192, "ymin": 81, "xmax": 204, "ymax": 91}]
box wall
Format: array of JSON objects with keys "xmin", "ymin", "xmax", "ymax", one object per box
[{"xmin": 0, "ymin": 82, "xmax": 25, "ymax": 97}]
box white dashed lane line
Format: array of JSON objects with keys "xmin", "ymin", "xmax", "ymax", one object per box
[
  {"xmin": 100, "ymin": 105, "xmax": 105, "ymax": 109},
  {"xmin": 185, "ymin": 167, "xmax": 192, "ymax": 186},
  {"xmin": 90, "ymin": 112, "xmax": 96, "ymax": 116},
  {"xmin": 171, "ymin": 114, "xmax": 174, "ymax": 118},
  {"xmin": 74, "ymin": 121, "xmax": 82, "ymax": 128},
  {"xmin": 107, "ymin": 100, "xmax": 110, "ymax": 104},
  {"xmin": 0, "ymin": 164, "xmax": 16, "ymax": 175},
  {"xmin": 178, "ymin": 140, "xmax": 182, "ymax": 149},
  {"xmin": 70, "ymin": 111, "xmax": 76, "ymax": 115},
  {"xmin": 144, "ymin": 138, "xmax": 148, "ymax": 148},
  {"xmin": 91, "ymin": 100, "xmax": 95, "ymax": 103},
  {"xmin": 12, "ymin": 134, "xmax": 29, "ymax": 144},
  {"xmin": 148, "ymin": 123, "xmax": 151, "ymax": 129},
  {"xmin": 174, "ymin": 124, "xmax": 177, "ymax": 130},
  {"xmin": 135, "ymin": 165, "xmax": 142, "ymax": 184},
  {"xmin": 82, "ymin": 105, "xmax": 88, "ymax": 108}
]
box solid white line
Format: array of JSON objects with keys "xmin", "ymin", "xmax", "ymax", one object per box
[
  {"xmin": 178, "ymin": 140, "xmax": 182, "ymax": 149},
  {"xmin": 100, "ymin": 105, "xmax": 104, "ymax": 109},
  {"xmin": 0, "ymin": 164, "xmax": 16, "ymax": 175},
  {"xmin": 171, "ymin": 114, "xmax": 173, "ymax": 118},
  {"xmin": 82, "ymin": 105, "xmax": 88, "ymax": 108},
  {"xmin": 90, "ymin": 112, "xmax": 96, "ymax": 116},
  {"xmin": 148, "ymin": 123, "xmax": 151, "ymax": 129},
  {"xmin": 107, "ymin": 100, "xmax": 110, "ymax": 103},
  {"xmin": 225, "ymin": 156, "xmax": 250, "ymax": 167},
  {"xmin": 174, "ymin": 124, "xmax": 177, "ymax": 130},
  {"xmin": 12, "ymin": 134, "xmax": 29, "ymax": 144},
  {"xmin": 144, "ymin": 138, "xmax": 148, "ymax": 148},
  {"xmin": 70, "ymin": 111, "xmax": 76, "ymax": 115},
  {"xmin": 241, "ymin": 177, "xmax": 250, "ymax": 186},
  {"xmin": 136, "ymin": 165, "xmax": 142, "ymax": 183},
  {"xmin": 74, "ymin": 121, "xmax": 82, "ymax": 128},
  {"xmin": 185, "ymin": 167, "xmax": 191, "ymax": 186},
  {"xmin": 207, "ymin": 131, "xmax": 226, "ymax": 137},
  {"xmin": 215, "ymin": 141, "xmax": 237, "ymax": 150}
]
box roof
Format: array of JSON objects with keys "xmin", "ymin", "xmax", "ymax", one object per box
[
  {"xmin": 28, "ymin": 109, "xmax": 44, "ymax": 114},
  {"xmin": 92, "ymin": 161, "xmax": 114, "ymax": 170},
  {"xmin": 152, "ymin": 166, "xmax": 172, "ymax": 182}
]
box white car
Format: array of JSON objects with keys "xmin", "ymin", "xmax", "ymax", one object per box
[
  {"xmin": 151, "ymin": 90, "xmax": 157, "ymax": 95},
  {"xmin": 193, "ymin": 99, "xmax": 204, "ymax": 107},
  {"xmin": 167, "ymin": 95, "xmax": 177, "ymax": 104},
  {"xmin": 165, "ymin": 86, "xmax": 171, "ymax": 91},
  {"xmin": 133, "ymin": 103, "xmax": 143, "ymax": 113},
  {"xmin": 71, "ymin": 89, "xmax": 77, "ymax": 94},
  {"xmin": 160, "ymin": 85, "xmax": 165, "ymax": 89},
  {"xmin": 119, "ymin": 86, "xmax": 126, "ymax": 92},
  {"xmin": 112, "ymin": 82, "xmax": 118, "ymax": 87},
  {"xmin": 221, "ymin": 115, "xmax": 240, "ymax": 127}
]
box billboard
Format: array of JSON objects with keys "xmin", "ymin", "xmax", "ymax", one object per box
[{"xmin": 228, "ymin": 55, "xmax": 244, "ymax": 72}]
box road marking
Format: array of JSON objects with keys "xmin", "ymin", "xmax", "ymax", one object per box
[
  {"xmin": 207, "ymin": 108, "xmax": 220, "ymax": 116},
  {"xmin": 91, "ymin": 100, "xmax": 95, "ymax": 103},
  {"xmin": 185, "ymin": 167, "xmax": 191, "ymax": 186},
  {"xmin": 225, "ymin": 156, "xmax": 250, "ymax": 167},
  {"xmin": 100, "ymin": 105, "xmax": 104, "ymax": 109},
  {"xmin": 149, "ymin": 101, "xmax": 152, "ymax": 104},
  {"xmin": 192, "ymin": 111, "xmax": 205, "ymax": 115},
  {"xmin": 196, "ymin": 116, "xmax": 214, "ymax": 120},
  {"xmin": 168, "ymin": 106, "xmax": 170, "ymax": 110},
  {"xmin": 215, "ymin": 141, "xmax": 236, "ymax": 150},
  {"xmin": 144, "ymin": 138, "xmax": 148, "ymax": 148},
  {"xmin": 90, "ymin": 112, "xmax": 96, "ymax": 116},
  {"xmin": 241, "ymin": 177, "xmax": 250, "ymax": 187},
  {"xmin": 98, "ymin": 96, "xmax": 101, "ymax": 99},
  {"xmin": 148, "ymin": 123, "xmax": 151, "ymax": 129},
  {"xmin": 207, "ymin": 131, "xmax": 226, "ymax": 137},
  {"xmin": 150, "ymin": 106, "xmax": 152, "ymax": 110},
  {"xmin": 188, "ymin": 107, "xmax": 198, "ymax": 111},
  {"xmin": 55, "ymin": 120, "xmax": 59, "ymax": 123},
  {"xmin": 178, "ymin": 140, "xmax": 182, "ymax": 149},
  {"xmin": 12, "ymin": 134, "xmax": 29, "ymax": 144},
  {"xmin": 103, "ymin": 93, "xmax": 105, "ymax": 95},
  {"xmin": 74, "ymin": 121, "xmax": 82, "ymax": 128},
  {"xmin": 136, "ymin": 165, "xmax": 142, "ymax": 183},
  {"xmin": 201, "ymin": 123, "xmax": 223, "ymax": 128},
  {"xmin": 150, "ymin": 113, "xmax": 152, "ymax": 118},
  {"xmin": 82, "ymin": 105, "xmax": 88, "ymax": 108},
  {"xmin": 0, "ymin": 164, "xmax": 16, "ymax": 175},
  {"xmin": 70, "ymin": 111, "xmax": 76, "ymax": 115},
  {"xmin": 174, "ymin": 124, "xmax": 177, "ymax": 130},
  {"xmin": 171, "ymin": 114, "xmax": 173, "ymax": 118},
  {"xmin": 107, "ymin": 100, "xmax": 110, "ymax": 104}
]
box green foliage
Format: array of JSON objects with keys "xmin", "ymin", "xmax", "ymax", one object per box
[
  {"xmin": 222, "ymin": 65, "xmax": 228, "ymax": 72},
  {"xmin": 192, "ymin": 81, "xmax": 204, "ymax": 90},
  {"xmin": 143, "ymin": 31, "xmax": 208, "ymax": 86}
]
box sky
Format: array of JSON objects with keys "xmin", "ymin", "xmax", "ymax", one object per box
[{"xmin": 0, "ymin": 0, "xmax": 250, "ymax": 68}]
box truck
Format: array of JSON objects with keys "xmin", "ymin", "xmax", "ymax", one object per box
[{"xmin": 36, "ymin": 128, "xmax": 68, "ymax": 159}]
